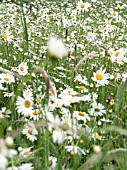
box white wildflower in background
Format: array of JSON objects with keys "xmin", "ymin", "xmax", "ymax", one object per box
[
  {"xmin": 47, "ymin": 36, "xmax": 68, "ymax": 59},
  {"xmin": 0, "ymin": 107, "xmax": 11, "ymax": 118},
  {"xmin": 2, "ymin": 31, "xmax": 13, "ymax": 42},
  {"xmin": 0, "ymin": 73, "xmax": 15, "ymax": 84},
  {"xmin": 16, "ymin": 96, "xmax": 33, "ymax": 116},
  {"xmin": 65, "ymin": 145, "xmax": 86, "ymax": 155},
  {"xmin": 30, "ymin": 109, "xmax": 41, "ymax": 121},
  {"xmin": 22, "ymin": 122, "xmax": 38, "ymax": 142},
  {"xmin": 89, "ymin": 101, "xmax": 106, "ymax": 116},
  {"xmin": 23, "ymin": 88, "xmax": 33, "ymax": 100},
  {"xmin": 48, "ymin": 156, "xmax": 57, "ymax": 170},
  {"xmin": 77, "ymin": 0, "xmax": 91, "ymax": 12},
  {"xmin": 86, "ymin": 32, "xmax": 96, "ymax": 42},
  {"xmin": 73, "ymin": 111, "xmax": 90, "ymax": 122},
  {"xmin": 20, "ymin": 147, "xmax": 32, "ymax": 158},
  {"xmin": 47, "ymin": 113, "xmax": 66, "ymax": 144},
  {"xmin": 18, "ymin": 62, "xmax": 28, "ymax": 76}
]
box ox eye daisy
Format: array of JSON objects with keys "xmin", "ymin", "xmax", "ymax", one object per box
[
  {"xmin": 92, "ymin": 68, "xmax": 110, "ymax": 86},
  {"xmin": 16, "ymin": 96, "xmax": 33, "ymax": 116},
  {"xmin": 89, "ymin": 101, "xmax": 106, "ymax": 116},
  {"xmin": 77, "ymin": 0, "xmax": 91, "ymax": 12},
  {"xmin": 22, "ymin": 122, "xmax": 38, "ymax": 142},
  {"xmin": 0, "ymin": 73, "xmax": 15, "ymax": 84},
  {"xmin": 18, "ymin": 62, "xmax": 28, "ymax": 76},
  {"xmin": 30, "ymin": 109, "xmax": 41, "ymax": 121},
  {"xmin": 2, "ymin": 31, "xmax": 13, "ymax": 42}
]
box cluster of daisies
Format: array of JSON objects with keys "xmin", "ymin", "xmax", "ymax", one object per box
[{"xmin": 0, "ymin": 0, "xmax": 127, "ymax": 169}]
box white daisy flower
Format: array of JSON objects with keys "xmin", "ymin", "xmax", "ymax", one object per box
[
  {"xmin": 23, "ymin": 88, "xmax": 33, "ymax": 100},
  {"xmin": 89, "ymin": 101, "xmax": 106, "ymax": 116},
  {"xmin": 77, "ymin": 0, "xmax": 91, "ymax": 12},
  {"xmin": 65, "ymin": 145, "xmax": 86, "ymax": 155},
  {"xmin": 2, "ymin": 31, "xmax": 13, "ymax": 42},
  {"xmin": 30, "ymin": 109, "xmax": 42, "ymax": 121},
  {"xmin": 16, "ymin": 96, "xmax": 33, "ymax": 116},
  {"xmin": 86, "ymin": 32, "xmax": 96, "ymax": 42},
  {"xmin": 0, "ymin": 107, "xmax": 11, "ymax": 118},
  {"xmin": 22, "ymin": 122, "xmax": 38, "ymax": 142},
  {"xmin": 92, "ymin": 68, "xmax": 110, "ymax": 86},
  {"xmin": 18, "ymin": 62, "xmax": 28, "ymax": 76},
  {"xmin": 73, "ymin": 111, "xmax": 90, "ymax": 122},
  {"xmin": 92, "ymin": 133, "xmax": 102, "ymax": 140},
  {"xmin": 20, "ymin": 147, "xmax": 32, "ymax": 158},
  {"xmin": 0, "ymin": 73, "xmax": 15, "ymax": 84},
  {"xmin": 48, "ymin": 156, "xmax": 57, "ymax": 170}
]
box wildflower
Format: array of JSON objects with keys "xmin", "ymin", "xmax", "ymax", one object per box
[
  {"xmin": 22, "ymin": 122, "xmax": 38, "ymax": 142},
  {"xmin": 47, "ymin": 113, "xmax": 66, "ymax": 144},
  {"xmin": 20, "ymin": 147, "xmax": 32, "ymax": 158},
  {"xmin": 23, "ymin": 88, "xmax": 33, "ymax": 100},
  {"xmin": 92, "ymin": 68, "xmax": 110, "ymax": 86},
  {"xmin": 77, "ymin": 0, "xmax": 91, "ymax": 12},
  {"xmin": 2, "ymin": 31, "xmax": 13, "ymax": 42},
  {"xmin": 92, "ymin": 133, "xmax": 102, "ymax": 140},
  {"xmin": 47, "ymin": 36, "xmax": 67, "ymax": 59},
  {"xmin": 18, "ymin": 62, "xmax": 28, "ymax": 76},
  {"xmin": 48, "ymin": 156, "xmax": 57, "ymax": 170},
  {"xmin": 0, "ymin": 107, "xmax": 11, "ymax": 118},
  {"xmin": 30, "ymin": 109, "xmax": 41, "ymax": 121},
  {"xmin": 16, "ymin": 96, "xmax": 33, "ymax": 116},
  {"xmin": 0, "ymin": 73, "xmax": 15, "ymax": 84},
  {"xmin": 89, "ymin": 101, "xmax": 106, "ymax": 116},
  {"xmin": 73, "ymin": 111, "xmax": 90, "ymax": 122},
  {"xmin": 65, "ymin": 145, "xmax": 86, "ymax": 155},
  {"xmin": 86, "ymin": 32, "xmax": 96, "ymax": 42}
]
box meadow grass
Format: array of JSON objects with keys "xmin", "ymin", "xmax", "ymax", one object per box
[{"xmin": 0, "ymin": 0, "xmax": 127, "ymax": 169}]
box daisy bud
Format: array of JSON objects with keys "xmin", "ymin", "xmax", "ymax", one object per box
[
  {"xmin": 93, "ymin": 145, "xmax": 101, "ymax": 153},
  {"xmin": 5, "ymin": 136, "xmax": 14, "ymax": 147},
  {"xmin": 7, "ymin": 126, "xmax": 12, "ymax": 132},
  {"xmin": 18, "ymin": 146, "xmax": 23, "ymax": 152}
]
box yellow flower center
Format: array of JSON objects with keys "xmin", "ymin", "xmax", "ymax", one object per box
[
  {"xmin": 36, "ymin": 97, "xmax": 41, "ymax": 104},
  {"xmin": 94, "ymin": 134, "xmax": 101, "ymax": 139},
  {"xmin": 2, "ymin": 33, "xmax": 7, "ymax": 39},
  {"xmin": 80, "ymin": 86, "xmax": 86, "ymax": 90},
  {"xmin": 33, "ymin": 110, "xmax": 39, "ymax": 115},
  {"xmin": 117, "ymin": 5, "xmax": 120, "ymax": 9},
  {"xmin": 54, "ymin": 103, "xmax": 61, "ymax": 108},
  {"xmin": 79, "ymin": 112, "xmax": 85, "ymax": 116},
  {"xmin": 96, "ymin": 74, "xmax": 103, "ymax": 81},
  {"xmin": 113, "ymin": 13, "xmax": 116, "ymax": 16},
  {"xmin": 24, "ymin": 151, "xmax": 29, "ymax": 156},
  {"xmin": 94, "ymin": 108, "xmax": 100, "ymax": 112},
  {"xmin": 24, "ymin": 100, "xmax": 31, "ymax": 108},
  {"xmin": 113, "ymin": 73, "xmax": 117, "ymax": 78},
  {"xmin": 20, "ymin": 66, "xmax": 24, "ymax": 71},
  {"xmin": 115, "ymin": 51, "xmax": 120, "ymax": 57},
  {"xmin": 4, "ymin": 77, "xmax": 9, "ymax": 82},
  {"xmin": 28, "ymin": 130, "xmax": 33, "ymax": 135},
  {"xmin": 109, "ymin": 51, "xmax": 113, "ymax": 55},
  {"xmin": 2, "ymin": 112, "xmax": 6, "ymax": 115},
  {"xmin": 80, "ymin": 3, "xmax": 85, "ymax": 8}
]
